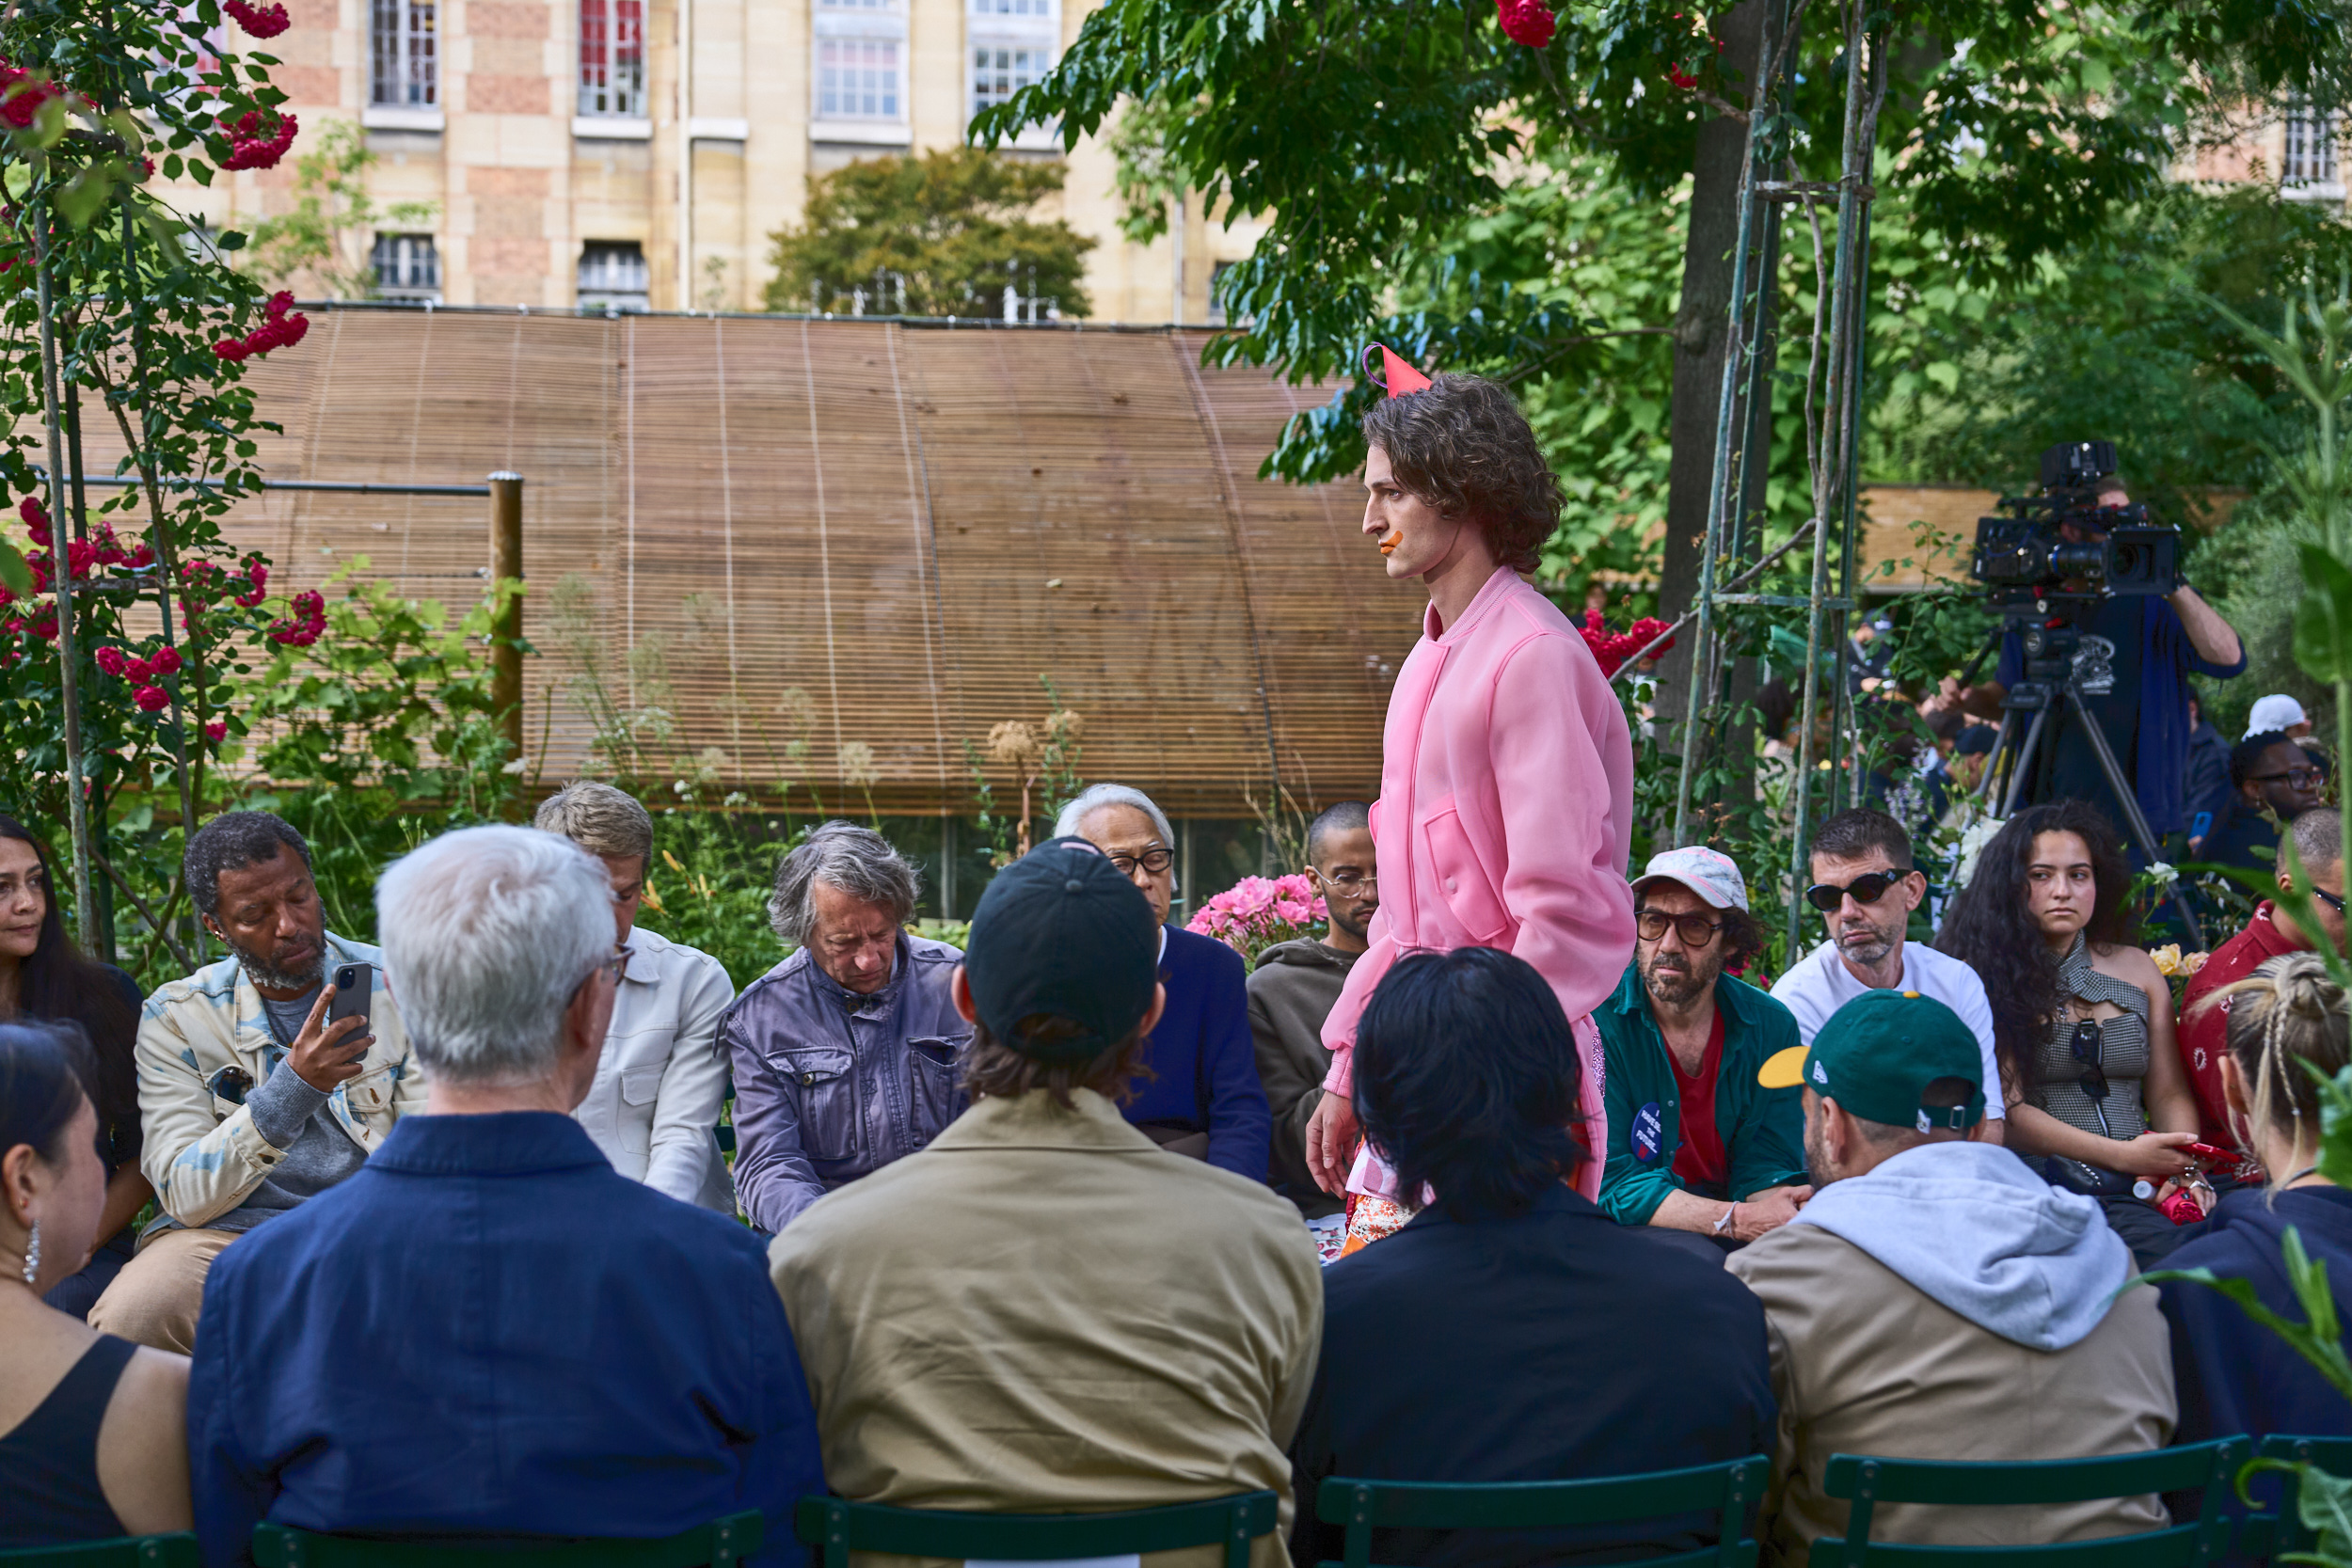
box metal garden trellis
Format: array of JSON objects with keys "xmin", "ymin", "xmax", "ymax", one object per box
[{"xmin": 1611, "ymin": 0, "xmax": 1889, "ymax": 959}]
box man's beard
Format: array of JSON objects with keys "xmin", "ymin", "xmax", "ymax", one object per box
[
  {"xmin": 240, "ymin": 942, "xmax": 326, "ymax": 993},
  {"xmin": 1836, "ymin": 920, "xmax": 1901, "ymax": 969},
  {"xmin": 1642, "ymin": 956, "xmax": 1717, "ymax": 1009},
  {"xmin": 1804, "ymin": 1117, "xmax": 1836, "ymax": 1190}
]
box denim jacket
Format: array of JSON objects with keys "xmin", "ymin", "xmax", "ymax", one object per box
[{"xmin": 723, "ymin": 935, "xmax": 968, "ymax": 1233}]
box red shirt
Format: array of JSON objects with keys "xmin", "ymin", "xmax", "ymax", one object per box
[
  {"xmin": 2177, "ymin": 901, "xmax": 2305, "ymax": 1149},
  {"xmin": 1670, "ymin": 1009, "xmax": 1728, "ymax": 1191}
]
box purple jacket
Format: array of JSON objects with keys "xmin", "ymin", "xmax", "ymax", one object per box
[{"xmin": 723, "ymin": 935, "xmax": 969, "ymax": 1233}]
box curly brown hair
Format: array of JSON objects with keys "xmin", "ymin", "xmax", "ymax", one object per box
[{"xmin": 1359, "ymin": 372, "xmax": 1564, "ymax": 574}]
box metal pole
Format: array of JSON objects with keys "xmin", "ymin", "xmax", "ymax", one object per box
[
  {"xmin": 489, "ymin": 472, "xmax": 525, "ymax": 758},
  {"xmin": 32, "ymin": 203, "xmax": 99, "ymax": 952}
]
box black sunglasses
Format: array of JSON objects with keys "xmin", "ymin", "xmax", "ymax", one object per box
[
  {"xmin": 1804, "ymin": 868, "xmax": 1915, "ymax": 913},
  {"xmin": 2068, "ymin": 1019, "xmax": 2107, "ymax": 1103},
  {"xmin": 2315, "ymin": 886, "xmax": 2346, "ymax": 914}
]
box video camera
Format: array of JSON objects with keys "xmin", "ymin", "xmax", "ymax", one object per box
[{"xmin": 1968, "ymin": 440, "xmax": 2181, "ymax": 610}]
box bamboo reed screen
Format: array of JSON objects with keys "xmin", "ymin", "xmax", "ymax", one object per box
[{"xmin": 79, "ymin": 309, "xmax": 1423, "ymax": 816}]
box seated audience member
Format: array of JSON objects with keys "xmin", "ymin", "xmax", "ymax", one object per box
[
  {"xmin": 725, "ymin": 822, "xmax": 965, "ymax": 1233},
  {"xmin": 190, "ymin": 826, "xmax": 821, "ymax": 1564},
  {"xmin": 90, "ymin": 812, "xmax": 421, "ymax": 1354},
  {"xmin": 2162, "ymin": 951, "xmax": 2352, "ymax": 1445},
  {"xmin": 1058, "ymin": 784, "xmax": 1272, "ymax": 1180},
  {"xmin": 0, "ymin": 816, "xmax": 147, "ymax": 1319},
  {"xmin": 1937, "ymin": 801, "xmax": 2214, "ymax": 1265},
  {"xmin": 535, "ymin": 782, "xmax": 736, "ymax": 1211},
  {"xmin": 1, "ymin": 1022, "xmax": 191, "ymax": 1547},
  {"xmin": 1249, "ymin": 800, "xmax": 1377, "ymax": 1219},
  {"xmin": 769, "ymin": 838, "xmax": 1318, "ymax": 1561},
  {"xmin": 1292, "ymin": 947, "xmax": 1774, "ymax": 1568},
  {"xmin": 1771, "ymin": 809, "xmax": 2005, "ymax": 1144},
  {"xmin": 2247, "ymin": 692, "xmax": 2315, "ymax": 743},
  {"xmin": 2202, "ymin": 731, "xmax": 2324, "ymax": 878},
  {"xmin": 1730, "ymin": 990, "xmax": 2173, "ymax": 1566},
  {"xmin": 2176, "ymin": 808, "xmax": 2344, "ymax": 1161},
  {"xmin": 1597, "ymin": 847, "xmax": 1810, "ymax": 1245}
]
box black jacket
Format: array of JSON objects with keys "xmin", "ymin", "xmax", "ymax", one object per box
[
  {"xmin": 2159, "ymin": 1183, "xmax": 2352, "ymax": 1445},
  {"xmin": 1290, "ymin": 1186, "xmax": 1775, "ymax": 1568}
]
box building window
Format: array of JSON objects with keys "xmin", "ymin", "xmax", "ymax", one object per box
[
  {"xmin": 371, "ymin": 0, "xmax": 436, "ymax": 106},
  {"xmin": 373, "ymin": 233, "xmax": 440, "ymax": 299},
  {"xmin": 818, "ymin": 40, "xmax": 900, "ymax": 119},
  {"xmin": 971, "ymin": 45, "xmax": 1050, "ymax": 122},
  {"xmin": 579, "ymin": 242, "xmax": 651, "ymax": 312},
  {"xmin": 971, "ymin": 0, "xmax": 1054, "ymax": 15},
  {"xmin": 818, "ymin": 0, "xmax": 898, "ymax": 10},
  {"xmin": 2284, "ymin": 103, "xmax": 2339, "ymax": 187},
  {"xmin": 579, "ymin": 0, "xmax": 645, "ymax": 118}
]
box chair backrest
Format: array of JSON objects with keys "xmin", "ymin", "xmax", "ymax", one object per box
[
  {"xmin": 1812, "ymin": 1437, "xmax": 2248, "ymax": 1567},
  {"xmin": 1312, "ymin": 1456, "xmax": 1769, "ymax": 1568},
  {"xmin": 0, "ymin": 1534, "xmax": 201, "ymax": 1568},
  {"xmin": 793, "ymin": 1492, "xmax": 1279, "ymax": 1568},
  {"xmin": 2241, "ymin": 1433, "xmax": 2352, "ymax": 1560},
  {"xmin": 248, "ymin": 1511, "xmax": 763, "ymax": 1568}
]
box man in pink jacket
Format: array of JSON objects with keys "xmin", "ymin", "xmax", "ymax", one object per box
[{"xmin": 1306, "ymin": 371, "xmax": 1637, "ymax": 1237}]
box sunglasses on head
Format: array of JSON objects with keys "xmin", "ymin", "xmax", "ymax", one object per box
[{"xmin": 1803, "ymin": 868, "xmax": 1914, "ymax": 913}]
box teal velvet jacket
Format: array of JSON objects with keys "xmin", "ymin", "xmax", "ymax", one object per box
[{"xmin": 1596, "ymin": 961, "xmax": 1808, "ymax": 1226}]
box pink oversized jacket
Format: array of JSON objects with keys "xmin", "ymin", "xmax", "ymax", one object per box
[{"xmin": 1321, "ymin": 565, "xmax": 1637, "ymax": 1200}]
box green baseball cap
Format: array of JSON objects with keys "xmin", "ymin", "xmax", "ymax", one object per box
[{"xmin": 1757, "ymin": 988, "xmax": 1986, "ymax": 1132}]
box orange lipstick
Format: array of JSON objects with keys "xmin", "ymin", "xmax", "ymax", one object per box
[{"xmin": 1378, "ymin": 529, "xmax": 1403, "ymax": 556}]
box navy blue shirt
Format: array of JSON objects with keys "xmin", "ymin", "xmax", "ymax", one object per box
[
  {"xmin": 188, "ymin": 1112, "xmax": 823, "ymax": 1566},
  {"xmin": 2159, "ymin": 1183, "xmax": 2352, "ymax": 1445},
  {"xmin": 1122, "ymin": 925, "xmax": 1273, "ymax": 1183},
  {"xmin": 1996, "ymin": 594, "xmax": 2244, "ymax": 838},
  {"xmin": 1290, "ymin": 1186, "xmax": 1776, "ymax": 1568}
]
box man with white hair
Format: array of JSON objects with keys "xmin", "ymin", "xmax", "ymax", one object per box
[
  {"xmin": 186, "ymin": 826, "xmax": 823, "ymax": 1563},
  {"xmin": 725, "ymin": 820, "xmax": 967, "ymax": 1232},
  {"xmin": 1057, "ymin": 784, "xmax": 1270, "ymax": 1182}
]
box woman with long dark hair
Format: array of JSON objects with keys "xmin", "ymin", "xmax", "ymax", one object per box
[
  {"xmin": 0, "ymin": 1020, "xmax": 192, "ymax": 1544},
  {"xmin": 1934, "ymin": 800, "xmax": 2208, "ymax": 1264},
  {"xmin": 0, "ymin": 816, "xmax": 147, "ymax": 1316}
]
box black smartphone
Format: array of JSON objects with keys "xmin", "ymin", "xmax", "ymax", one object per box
[{"xmin": 326, "ymin": 962, "xmax": 373, "ymax": 1043}]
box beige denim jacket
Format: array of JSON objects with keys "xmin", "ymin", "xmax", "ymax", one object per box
[{"xmin": 135, "ymin": 932, "xmax": 424, "ymax": 1230}]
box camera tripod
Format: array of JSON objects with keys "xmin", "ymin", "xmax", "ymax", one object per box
[{"xmin": 1979, "ymin": 673, "xmax": 2206, "ymax": 948}]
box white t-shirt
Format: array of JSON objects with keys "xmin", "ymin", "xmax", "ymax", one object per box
[{"xmin": 1769, "ymin": 940, "xmax": 2006, "ymax": 1120}]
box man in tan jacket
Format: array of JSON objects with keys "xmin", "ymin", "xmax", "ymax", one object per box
[
  {"xmin": 1729, "ymin": 990, "xmax": 2174, "ymax": 1567},
  {"xmin": 769, "ymin": 836, "xmax": 1322, "ymax": 1568}
]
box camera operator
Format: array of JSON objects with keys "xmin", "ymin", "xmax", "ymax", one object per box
[{"xmin": 1951, "ymin": 467, "xmax": 2244, "ymax": 852}]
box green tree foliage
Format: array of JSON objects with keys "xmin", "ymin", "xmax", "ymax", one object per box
[
  {"xmin": 977, "ymin": 0, "xmax": 2346, "ymax": 482},
  {"xmin": 764, "ymin": 146, "xmax": 1096, "ymax": 318},
  {"xmin": 246, "ymin": 118, "xmax": 437, "ymax": 297}
]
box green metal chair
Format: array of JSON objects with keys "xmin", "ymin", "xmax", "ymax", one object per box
[
  {"xmin": 1812, "ymin": 1436, "xmax": 2248, "ymax": 1566},
  {"xmin": 2233, "ymin": 1433, "xmax": 2352, "ymax": 1561},
  {"xmin": 249, "ymin": 1511, "xmax": 763, "ymax": 1568},
  {"xmin": 1313, "ymin": 1455, "xmax": 1768, "ymax": 1568},
  {"xmin": 0, "ymin": 1535, "xmax": 200, "ymax": 1567},
  {"xmin": 793, "ymin": 1491, "xmax": 1279, "ymax": 1568}
]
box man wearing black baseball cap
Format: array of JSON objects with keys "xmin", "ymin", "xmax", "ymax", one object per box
[
  {"xmin": 767, "ymin": 838, "xmax": 1321, "ymax": 1561},
  {"xmin": 1726, "ymin": 990, "xmax": 2173, "ymax": 1565}
]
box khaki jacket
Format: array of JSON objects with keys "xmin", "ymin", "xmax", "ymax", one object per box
[
  {"xmin": 136, "ymin": 933, "xmax": 423, "ymax": 1230},
  {"xmin": 768, "ymin": 1087, "xmax": 1322, "ymax": 1568},
  {"xmin": 1727, "ymin": 1224, "xmax": 2174, "ymax": 1568}
]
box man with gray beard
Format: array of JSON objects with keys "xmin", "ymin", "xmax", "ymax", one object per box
[{"xmin": 87, "ymin": 812, "xmax": 422, "ymax": 1353}]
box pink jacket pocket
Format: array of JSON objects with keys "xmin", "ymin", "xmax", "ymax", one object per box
[{"xmin": 1422, "ymin": 804, "xmax": 1512, "ymax": 944}]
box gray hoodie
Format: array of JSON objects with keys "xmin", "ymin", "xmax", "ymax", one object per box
[{"xmin": 1788, "ymin": 1139, "xmax": 2135, "ymax": 1352}]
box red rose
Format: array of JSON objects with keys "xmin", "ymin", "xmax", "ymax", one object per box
[
  {"xmin": 124, "ymin": 657, "xmax": 154, "ymax": 683},
  {"xmin": 150, "ymin": 646, "xmax": 183, "ymax": 675},
  {"xmin": 132, "ymin": 684, "xmax": 169, "ymax": 712},
  {"xmin": 93, "ymin": 644, "xmax": 126, "ymax": 676},
  {"xmin": 204, "ymin": 720, "xmax": 228, "ymax": 742},
  {"xmin": 223, "ymin": 0, "xmax": 292, "ymax": 37}
]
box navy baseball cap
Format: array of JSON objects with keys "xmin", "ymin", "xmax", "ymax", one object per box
[{"xmin": 964, "ymin": 836, "xmax": 1161, "ymax": 1063}]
